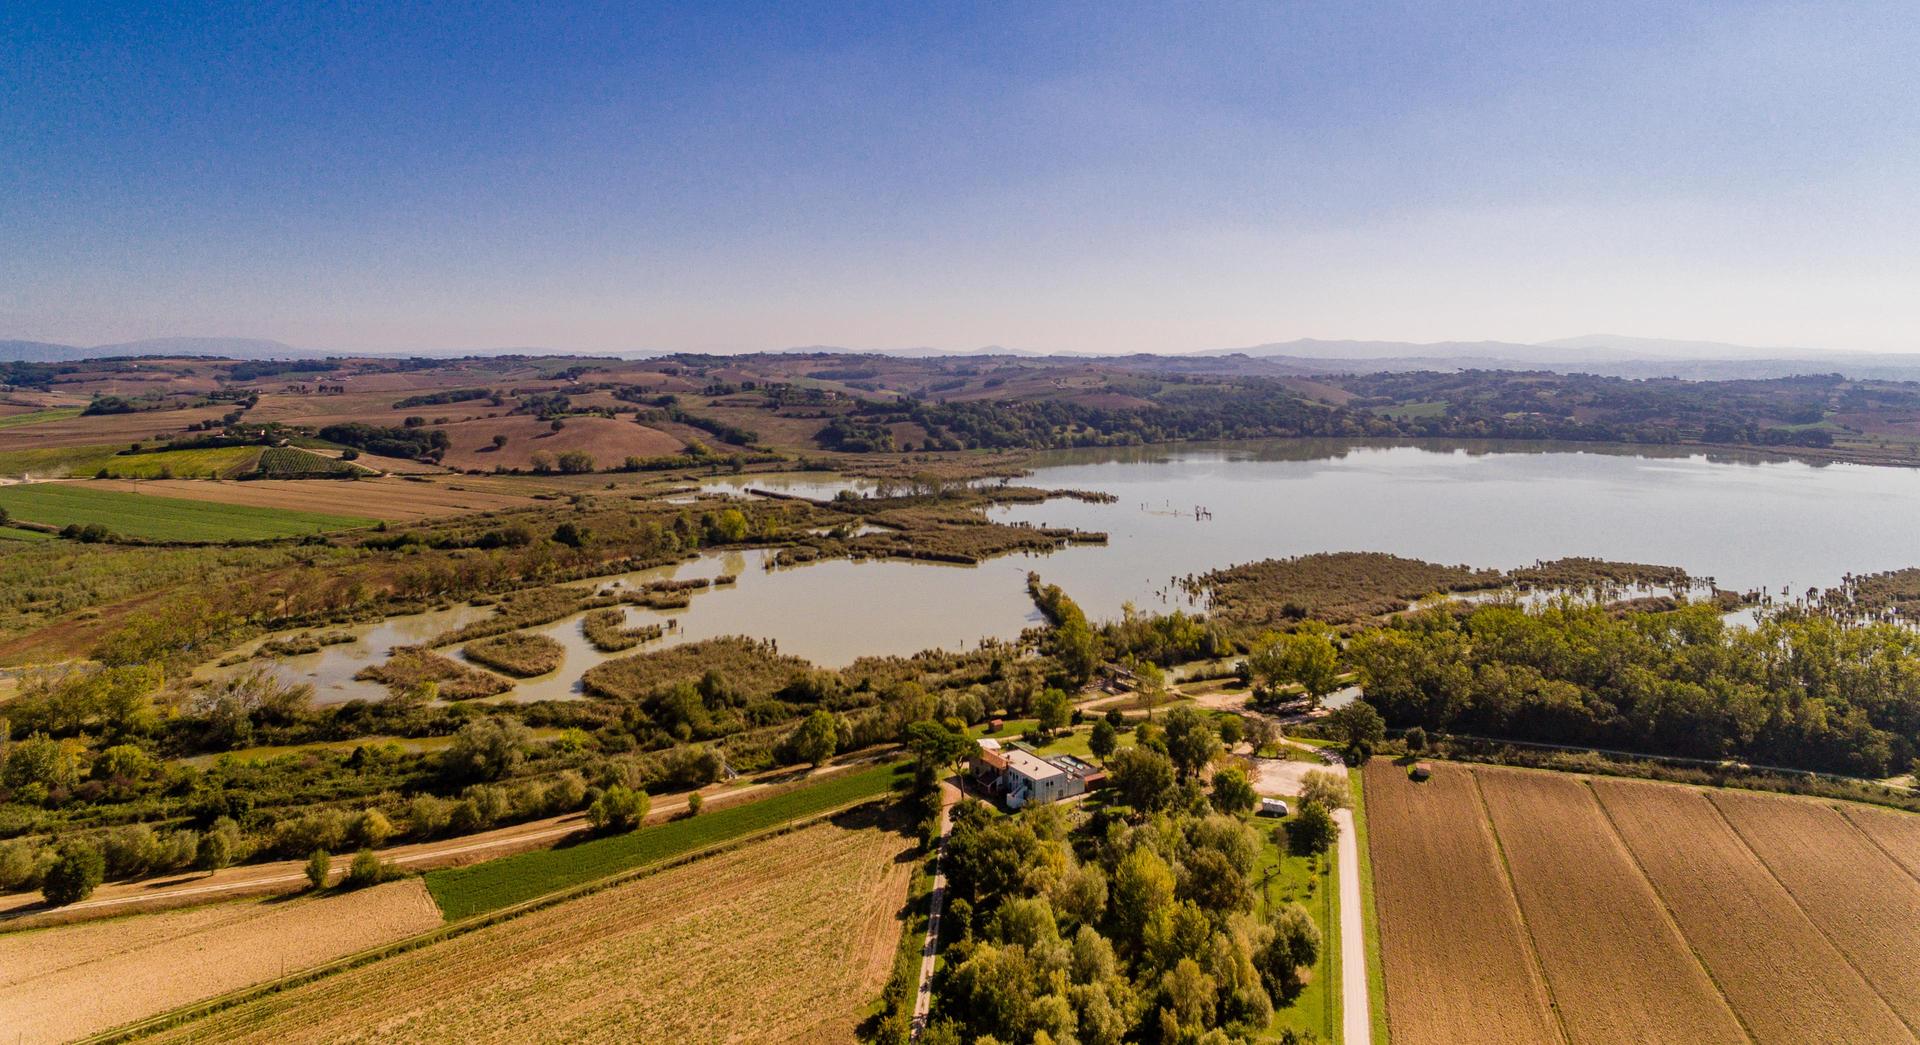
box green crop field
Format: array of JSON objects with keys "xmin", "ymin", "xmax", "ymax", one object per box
[
  {"xmin": 0, "ymin": 444, "xmax": 262, "ymax": 479},
  {"xmin": 255, "ymin": 446, "xmax": 364, "ymax": 476},
  {"xmin": 0, "ymin": 525, "xmax": 55, "ymax": 542},
  {"xmin": 0, "ymin": 483, "xmax": 376, "ymax": 541},
  {"xmin": 0, "ymin": 407, "xmax": 83, "ymax": 429},
  {"xmin": 425, "ymin": 761, "xmax": 909, "ymax": 920}
]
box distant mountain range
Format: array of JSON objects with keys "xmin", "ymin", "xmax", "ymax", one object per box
[{"xmin": 8, "ymin": 332, "xmax": 1920, "ymax": 381}]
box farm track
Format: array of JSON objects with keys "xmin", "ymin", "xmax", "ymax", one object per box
[
  {"xmin": 0, "ymin": 880, "xmax": 441, "ymax": 1045},
  {"xmin": 138, "ymin": 814, "xmax": 916, "ymax": 1044},
  {"xmin": 1363, "ymin": 763, "xmax": 1562, "ymax": 1045},
  {"xmin": 1592, "ymin": 778, "xmax": 1915, "ymax": 1045},
  {"xmin": 1710, "ymin": 789, "xmax": 1920, "ymax": 1034},
  {"xmin": 1474, "ymin": 767, "xmax": 1747, "ymax": 1044}
]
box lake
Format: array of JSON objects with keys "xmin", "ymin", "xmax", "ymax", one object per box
[{"xmin": 250, "ymin": 439, "xmax": 1920, "ymax": 702}]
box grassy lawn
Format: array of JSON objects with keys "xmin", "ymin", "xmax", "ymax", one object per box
[
  {"xmin": 1350, "ymin": 766, "xmax": 1389, "ymax": 1045},
  {"xmin": 0, "ymin": 407, "xmax": 83, "ymax": 429},
  {"xmin": 424, "ymin": 761, "xmax": 910, "ymax": 920},
  {"xmin": 0, "ymin": 483, "xmax": 375, "ymax": 540},
  {"xmin": 1252, "ymin": 810, "xmax": 1339, "ymax": 1042}
]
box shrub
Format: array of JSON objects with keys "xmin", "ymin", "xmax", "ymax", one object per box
[
  {"xmin": 305, "ymin": 848, "xmax": 331, "ymax": 890},
  {"xmin": 543, "ymin": 771, "xmax": 588, "ymax": 815},
  {"xmin": 686, "ymin": 792, "xmax": 703, "ymax": 816},
  {"xmin": 196, "ymin": 829, "xmax": 234, "ymax": 873},
  {"xmin": 0, "ymin": 839, "xmax": 43, "ymax": 891},
  {"xmin": 275, "ymin": 809, "xmax": 350, "ymax": 857},
  {"xmin": 1404, "ymin": 725, "xmax": 1428, "ymax": 752},
  {"xmin": 101, "ymin": 823, "xmax": 160, "ymax": 878},
  {"xmin": 351, "ymin": 809, "xmax": 395, "ymax": 848},
  {"xmin": 1298, "ymin": 769, "xmax": 1350, "ymax": 811},
  {"xmin": 587, "ymin": 784, "xmax": 649, "ymax": 832},
  {"xmin": 43, "ymin": 840, "xmax": 106, "ymax": 906},
  {"xmin": 407, "ymin": 794, "xmax": 454, "ymax": 838},
  {"xmin": 346, "ymin": 848, "xmax": 397, "ymax": 887}
]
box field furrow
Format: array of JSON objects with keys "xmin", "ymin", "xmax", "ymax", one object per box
[
  {"xmin": 143, "ymin": 812, "xmax": 916, "ymax": 1044},
  {"xmin": 1842, "ymin": 803, "xmax": 1920, "ymax": 882},
  {"xmin": 1474, "ymin": 767, "xmax": 1746, "ymax": 1044},
  {"xmin": 1593, "ymin": 779, "xmax": 1914, "ymax": 1045},
  {"xmin": 0, "ymin": 880, "xmax": 442, "ymax": 1045},
  {"xmin": 1711, "ymin": 790, "xmax": 1920, "ymax": 1033},
  {"xmin": 1363, "ymin": 762, "xmax": 1563, "ymax": 1045}
]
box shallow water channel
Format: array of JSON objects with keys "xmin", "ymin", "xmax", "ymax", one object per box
[{"xmin": 243, "ymin": 439, "xmax": 1920, "ymax": 703}]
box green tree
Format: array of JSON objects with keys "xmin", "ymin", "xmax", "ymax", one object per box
[
  {"xmin": 346, "ymin": 848, "xmax": 392, "ymax": 886},
  {"xmin": 1106, "ymin": 746, "xmax": 1176, "ymax": 811},
  {"xmin": 1216, "ymin": 714, "xmax": 1245, "ymax": 748},
  {"xmin": 1256, "ymin": 902, "xmax": 1323, "ymax": 1002},
  {"xmin": 1298, "ymin": 769, "xmax": 1349, "ymax": 811},
  {"xmin": 1327, "ymin": 700, "xmax": 1387, "ymax": 762},
  {"xmin": 1209, "ymin": 766, "xmax": 1257, "ymax": 817},
  {"xmin": 304, "ymin": 848, "xmax": 331, "ymax": 890},
  {"xmin": 1248, "ymin": 629, "xmax": 1341, "ymax": 706},
  {"xmin": 1089, "ymin": 720, "xmax": 1119, "ymax": 761},
  {"xmin": 556, "ymin": 449, "xmax": 595, "ymax": 473},
  {"xmin": 791, "ymin": 709, "xmax": 839, "ymax": 767},
  {"xmin": 907, "ymin": 720, "xmax": 975, "ymax": 774},
  {"xmin": 1244, "ymin": 715, "xmax": 1278, "ymax": 757},
  {"xmin": 1033, "ymin": 687, "xmax": 1071, "ymax": 737},
  {"xmin": 1289, "ymin": 801, "xmax": 1337, "ymax": 856},
  {"xmin": 587, "ymin": 784, "xmax": 649, "ymax": 831},
  {"xmin": 42, "ymin": 840, "xmax": 105, "ymax": 906},
  {"xmin": 195, "ymin": 826, "xmax": 236, "ymax": 874},
  {"xmin": 1404, "ymin": 725, "xmax": 1428, "ymax": 753},
  {"xmin": 1161, "ymin": 706, "xmax": 1222, "ymax": 781},
  {"xmin": 441, "ymin": 716, "xmax": 530, "ymax": 782}
]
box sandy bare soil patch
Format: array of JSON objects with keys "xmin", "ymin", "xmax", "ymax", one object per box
[
  {"xmin": 433, "ymin": 414, "xmax": 683, "ymax": 471},
  {"xmin": 1363, "ymin": 762, "xmax": 1562, "ymax": 1045},
  {"xmin": 1474, "ymin": 767, "xmax": 1745, "ymax": 1044},
  {"xmin": 1843, "ymin": 803, "xmax": 1920, "ymax": 881},
  {"xmin": 0, "ymin": 879, "xmax": 441, "ymax": 1044},
  {"xmin": 145, "ymin": 812, "xmax": 917, "ymax": 1044},
  {"xmin": 1593, "ymin": 779, "xmax": 1913, "ymax": 1044},
  {"xmin": 1711, "ymin": 789, "xmax": 1920, "ymax": 1031},
  {"xmin": 86, "ymin": 477, "xmax": 534, "ymax": 520}
]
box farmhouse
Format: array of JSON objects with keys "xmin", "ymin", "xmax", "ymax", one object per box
[{"xmin": 969, "ymin": 740, "xmax": 1106, "ymax": 808}]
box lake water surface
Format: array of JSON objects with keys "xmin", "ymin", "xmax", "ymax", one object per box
[{"xmin": 254, "ymin": 440, "xmax": 1920, "ymax": 702}]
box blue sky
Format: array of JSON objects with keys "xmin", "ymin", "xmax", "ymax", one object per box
[{"xmin": 3, "ymin": 2, "xmax": 1917, "ymax": 353}]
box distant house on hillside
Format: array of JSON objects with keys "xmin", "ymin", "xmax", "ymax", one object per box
[{"xmin": 969, "ymin": 741, "xmax": 1106, "ymax": 808}]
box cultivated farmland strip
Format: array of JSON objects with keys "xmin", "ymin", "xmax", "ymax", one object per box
[
  {"xmin": 1593, "ymin": 779, "xmax": 1914, "ymax": 1045},
  {"xmin": 1363, "ymin": 762, "xmax": 1563, "ymax": 1045},
  {"xmin": 1711, "ymin": 790, "xmax": 1920, "ymax": 1034},
  {"xmin": 1842, "ymin": 803, "xmax": 1920, "ymax": 883},
  {"xmin": 1473, "ymin": 767, "xmax": 1746, "ymax": 1044}
]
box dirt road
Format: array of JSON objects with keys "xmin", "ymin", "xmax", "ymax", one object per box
[
  {"xmin": 0, "ymin": 757, "xmax": 876, "ymax": 929},
  {"xmin": 1335, "ymin": 804, "xmax": 1368, "ymax": 1045},
  {"xmin": 911, "ymin": 779, "xmax": 961, "ymax": 1038}
]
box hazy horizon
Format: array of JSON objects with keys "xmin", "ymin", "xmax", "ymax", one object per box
[{"xmin": 6, "ymin": 3, "xmax": 1918, "ymax": 354}]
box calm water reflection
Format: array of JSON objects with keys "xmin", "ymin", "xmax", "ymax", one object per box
[{"xmin": 258, "ymin": 440, "xmax": 1920, "ymax": 701}]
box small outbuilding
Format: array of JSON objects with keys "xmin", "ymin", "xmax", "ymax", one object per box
[{"xmin": 1410, "ymin": 762, "xmax": 1432, "ymax": 781}]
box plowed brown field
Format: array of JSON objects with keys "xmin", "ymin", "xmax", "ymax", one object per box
[
  {"xmin": 1593, "ymin": 779, "xmax": 1914, "ymax": 1044},
  {"xmin": 1474, "ymin": 767, "xmax": 1745, "ymax": 1044},
  {"xmin": 0, "ymin": 880, "xmax": 441, "ymax": 1044},
  {"xmin": 1711, "ymin": 789, "xmax": 1920, "ymax": 1032},
  {"xmin": 142, "ymin": 811, "xmax": 916, "ymax": 1044},
  {"xmin": 1843, "ymin": 803, "xmax": 1920, "ymax": 881},
  {"xmin": 1364, "ymin": 762, "xmax": 1563, "ymax": 1045}
]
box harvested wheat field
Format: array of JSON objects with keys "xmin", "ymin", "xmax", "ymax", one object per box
[
  {"xmin": 143, "ymin": 810, "xmax": 916, "ymax": 1044},
  {"xmin": 1473, "ymin": 767, "xmax": 1746, "ymax": 1045},
  {"xmin": 1592, "ymin": 778, "xmax": 1914, "ymax": 1044},
  {"xmin": 1363, "ymin": 762, "xmax": 1562, "ymax": 1045},
  {"xmin": 1843, "ymin": 802, "xmax": 1920, "ymax": 881},
  {"xmin": 1711, "ymin": 788, "xmax": 1920, "ymax": 1031},
  {"xmin": 87, "ymin": 477, "xmax": 535, "ymax": 520},
  {"xmin": 0, "ymin": 880, "xmax": 441, "ymax": 1044}
]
